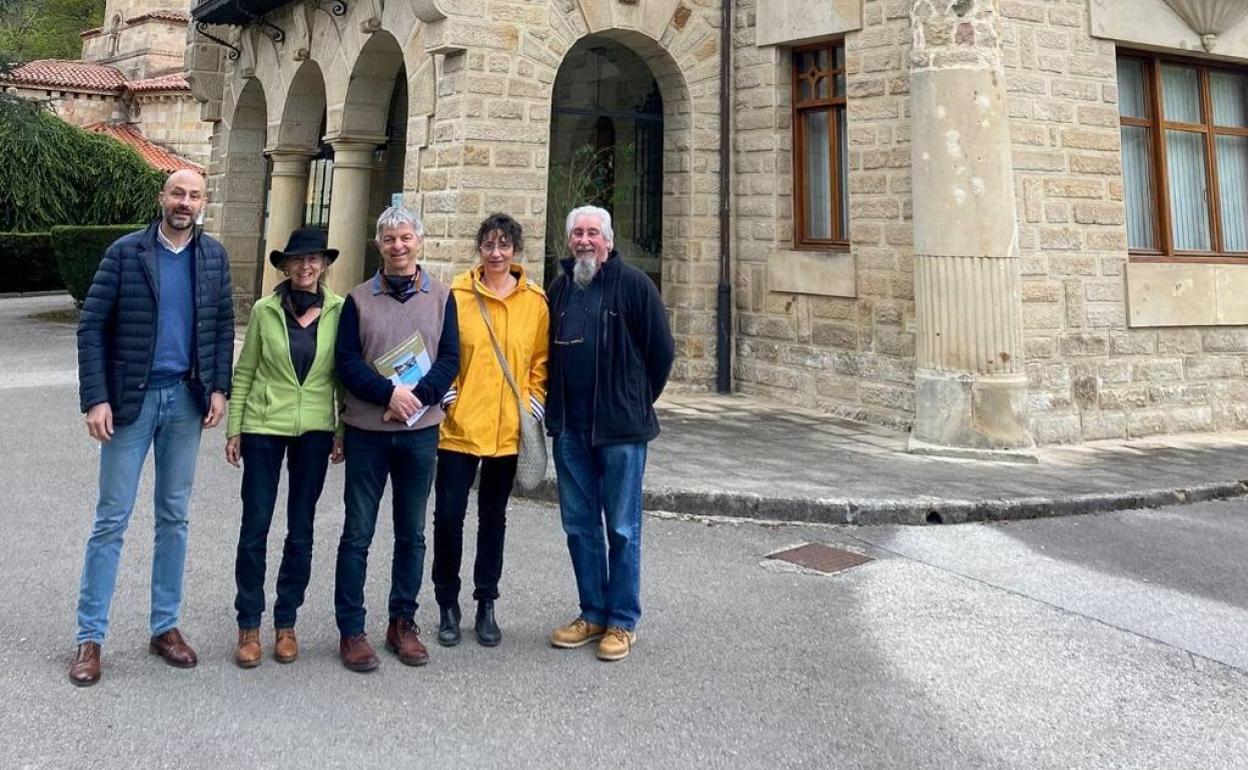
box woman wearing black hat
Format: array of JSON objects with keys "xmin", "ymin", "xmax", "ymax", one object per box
[{"xmin": 225, "ymin": 227, "xmax": 345, "ymax": 668}]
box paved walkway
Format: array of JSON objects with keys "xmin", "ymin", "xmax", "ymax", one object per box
[{"xmin": 521, "ymin": 391, "xmax": 1248, "ymax": 525}]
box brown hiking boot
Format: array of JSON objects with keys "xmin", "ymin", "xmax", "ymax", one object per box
[
  {"xmin": 385, "ymin": 618, "xmax": 430, "ymax": 666},
  {"xmin": 596, "ymin": 627, "xmax": 636, "ymax": 661},
  {"xmin": 339, "ymin": 633, "xmax": 379, "ymax": 672},
  {"xmin": 68, "ymin": 641, "xmax": 101, "ymax": 687},
  {"xmin": 274, "ymin": 628, "xmax": 298, "ymax": 664},
  {"xmin": 234, "ymin": 628, "xmax": 262, "ymax": 669},
  {"xmin": 550, "ymin": 617, "xmax": 606, "ymax": 649}
]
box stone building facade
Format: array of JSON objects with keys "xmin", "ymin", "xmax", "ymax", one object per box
[
  {"xmin": 1, "ymin": 0, "xmax": 211, "ymax": 169},
  {"xmin": 186, "ymin": 0, "xmax": 1248, "ymax": 450}
]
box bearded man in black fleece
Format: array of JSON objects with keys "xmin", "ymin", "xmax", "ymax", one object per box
[{"xmin": 333, "ymin": 205, "xmax": 459, "ymax": 672}]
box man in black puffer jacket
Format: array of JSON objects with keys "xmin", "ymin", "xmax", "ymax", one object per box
[
  {"xmin": 545, "ymin": 205, "xmax": 674, "ymax": 663},
  {"xmin": 68, "ymin": 169, "xmax": 235, "ymax": 687}
]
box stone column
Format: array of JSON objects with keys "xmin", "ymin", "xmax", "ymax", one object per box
[
  {"xmin": 908, "ymin": 0, "xmax": 1034, "ymax": 458},
  {"xmin": 325, "ymin": 137, "xmax": 382, "ymax": 296},
  {"xmin": 261, "ymin": 148, "xmax": 314, "ymax": 295}
]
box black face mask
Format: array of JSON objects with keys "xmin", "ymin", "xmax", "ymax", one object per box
[
  {"xmin": 385, "ymin": 274, "xmax": 416, "ymax": 297},
  {"xmin": 287, "ymin": 288, "xmax": 322, "ymax": 316}
]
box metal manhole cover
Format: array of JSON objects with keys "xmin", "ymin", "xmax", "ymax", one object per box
[{"xmin": 764, "ymin": 542, "xmax": 873, "ymax": 575}]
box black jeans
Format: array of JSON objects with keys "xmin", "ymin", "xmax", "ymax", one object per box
[
  {"xmin": 234, "ymin": 431, "xmax": 334, "ymax": 630},
  {"xmin": 334, "ymin": 425, "xmax": 438, "ymax": 637},
  {"xmin": 431, "ymin": 449, "xmax": 518, "ymax": 608}
]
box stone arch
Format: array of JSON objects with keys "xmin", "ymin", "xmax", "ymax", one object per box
[
  {"xmin": 217, "ymin": 78, "xmax": 269, "ymax": 307},
  {"xmin": 274, "ymin": 59, "xmax": 327, "ymax": 152},
  {"xmin": 544, "ymin": 21, "xmax": 719, "ymax": 386},
  {"xmin": 339, "ymin": 31, "xmax": 406, "ymax": 140}
]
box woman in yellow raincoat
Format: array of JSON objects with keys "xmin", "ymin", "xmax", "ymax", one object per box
[{"xmin": 432, "ymin": 213, "xmax": 549, "ymax": 647}]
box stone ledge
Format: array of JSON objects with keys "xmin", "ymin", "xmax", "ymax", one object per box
[
  {"xmin": 767, "ymin": 248, "xmax": 856, "ymax": 297},
  {"xmin": 755, "ymin": 0, "xmax": 862, "ymax": 47},
  {"xmin": 1126, "ymin": 262, "xmax": 1248, "ymax": 327}
]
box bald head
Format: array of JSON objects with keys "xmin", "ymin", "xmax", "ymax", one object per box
[{"xmin": 158, "ymin": 169, "xmax": 206, "ymax": 235}]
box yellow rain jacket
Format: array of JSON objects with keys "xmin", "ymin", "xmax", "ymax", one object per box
[{"xmin": 439, "ymin": 264, "xmax": 549, "ymax": 457}]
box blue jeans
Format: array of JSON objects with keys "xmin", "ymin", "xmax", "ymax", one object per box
[
  {"xmin": 76, "ymin": 383, "xmax": 203, "ymax": 644},
  {"xmin": 234, "ymin": 431, "xmax": 334, "ymax": 630},
  {"xmin": 552, "ymin": 430, "xmax": 647, "ymax": 631},
  {"xmin": 334, "ymin": 425, "xmax": 438, "ymax": 637}
]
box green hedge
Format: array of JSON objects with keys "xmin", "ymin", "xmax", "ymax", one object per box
[
  {"xmin": 0, "ymin": 231, "xmax": 62, "ymax": 293},
  {"xmin": 51, "ymin": 225, "xmax": 142, "ymax": 307},
  {"xmin": 0, "ymin": 100, "xmax": 163, "ymax": 232}
]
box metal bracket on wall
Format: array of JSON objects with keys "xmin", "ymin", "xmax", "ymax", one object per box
[
  {"xmin": 233, "ymin": 0, "xmax": 286, "ymax": 42},
  {"xmin": 195, "ymin": 21, "xmax": 241, "ymax": 61}
]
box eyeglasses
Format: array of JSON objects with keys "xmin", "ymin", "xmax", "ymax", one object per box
[{"xmin": 553, "ymin": 336, "xmax": 584, "ymax": 346}]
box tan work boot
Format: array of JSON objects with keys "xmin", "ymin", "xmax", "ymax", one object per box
[
  {"xmin": 550, "ymin": 617, "xmax": 606, "ymax": 649},
  {"xmin": 234, "ymin": 628, "xmax": 262, "ymax": 669},
  {"xmin": 274, "ymin": 628, "xmax": 298, "ymax": 664},
  {"xmin": 596, "ymin": 627, "xmax": 636, "ymax": 661}
]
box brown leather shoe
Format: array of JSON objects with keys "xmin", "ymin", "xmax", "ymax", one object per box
[
  {"xmin": 234, "ymin": 628, "xmax": 262, "ymax": 669},
  {"xmin": 68, "ymin": 642, "xmax": 101, "ymax": 687},
  {"xmin": 149, "ymin": 628, "xmax": 198, "ymax": 669},
  {"xmin": 385, "ymin": 618, "xmax": 430, "ymax": 666},
  {"xmin": 339, "ymin": 633, "xmax": 379, "ymax": 672},
  {"xmin": 274, "ymin": 627, "xmax": 298, "ymax": 664}
]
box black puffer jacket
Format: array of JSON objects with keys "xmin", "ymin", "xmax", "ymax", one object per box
[
  {"xmin": 77, "ymin": 220, "xmax": 235, "ymax": 426},
  {"xmin": 545, "ymin": 251, "xmax": 674, "ymax": 445}
]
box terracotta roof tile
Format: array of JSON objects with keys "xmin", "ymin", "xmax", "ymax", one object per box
[
  {"xmin": 85, "ymin": 122, "xmax": 204, "ymax": 175},
  {"xmin": 127, "ymin": 9, "xmax": 190, "ymax": 24},
  {"xmin": 126, "ymin": 73, "xmax": 191, "ymax": 94},
  {"xmin": 1, "ymin": 59, "xmax": 126, "ymax": 92}
]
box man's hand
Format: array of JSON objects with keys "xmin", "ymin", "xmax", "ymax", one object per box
[
  {"xmin": 330, "ymin": 436, "xmax": 344, "ymax": 464},
  {"xmin": 387, "ymin": 386, "xmax": 422, "ymax": 422},
  {"xmin": 85, "ymin": 403, "xmax": 114, "ymax": 442},
  {"xmin": 225, "ymin": 436, "xmax": 241, "ymax": 467},
  {"xmin": 203, "ymin": 391, "xmax": 227, "ymax": 428}
]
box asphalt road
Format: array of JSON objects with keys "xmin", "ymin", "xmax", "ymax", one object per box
[{"xmin": 3, "ymin": 295, "xmax": 1248, "ymax": 769}]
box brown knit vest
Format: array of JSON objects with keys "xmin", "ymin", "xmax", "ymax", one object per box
[{"xmin": 341, "ymin": 273, "xmax": 450, "ymax": 432}]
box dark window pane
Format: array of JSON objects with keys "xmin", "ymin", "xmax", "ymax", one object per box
[
  {"xmin": 1211, "ymin": 71, "xmax": 1248, "ymax": 128},
  {"xmin": 1162, "ymin": 64, "xmax": 1201, "ymax": 123},
  {"xmin": 1217, "ymin": 134, "xmax": 1248, "ymax": 251},
  {"xmin": 837, "ymin": 107, "xmax": 848, "ymax": 239},
  {"xmin": 803, "ymin": 110, "xmax": 832, "ymax": 241},
  {"xmin": 1116, "ymin": 58, "xmax": 1148, "ymax": 119}
]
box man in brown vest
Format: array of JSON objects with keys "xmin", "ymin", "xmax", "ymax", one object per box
[{"xmin": 332, "ymin": 206, "xmax": 459, "ymax": 672}]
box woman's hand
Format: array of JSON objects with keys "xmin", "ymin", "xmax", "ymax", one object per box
[
  {"xmin": 225, "ymin": 436, "xmax": 241, "ymax": 468},
  {"xmin": 331, "ymin": 436, "xmax": 344, "ymax": 464}
]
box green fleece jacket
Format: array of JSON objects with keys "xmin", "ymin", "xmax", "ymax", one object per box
[{"xmin": 227, "ymin": 288, "xmax": 344, "ymax": 438}]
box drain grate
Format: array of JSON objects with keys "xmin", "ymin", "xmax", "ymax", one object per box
[{"xmin": 764, "ymin": 542, "xmax": 873, "ymax": 575}]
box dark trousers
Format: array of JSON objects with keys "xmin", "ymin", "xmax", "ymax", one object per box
[
  {"xmin": 431, "ymin": 449, "xmax": 518, "ymax": 608},
  {"xmin": 334, "ymin": 425, "xmax": 438, "ymax": 637},
  {"xmin": 234, "ymin": 431, "xmax": 334, "ymax": 630}
]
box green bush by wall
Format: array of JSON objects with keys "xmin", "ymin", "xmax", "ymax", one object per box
[
  {"xmin": 0, "ymin": 232, "xmax": 61, "ymax": 293},
  {"xmin": 0, "ymin": 100, "xmax": 163, "ymax": 232},
  {"xmin": 51, "ymin": 225, "xmax": 141, "ymax": 307}
]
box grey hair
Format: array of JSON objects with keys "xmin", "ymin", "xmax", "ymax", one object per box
[
  {"xmin": 375, "ymin": 205, "xmax": 424, "ymax": 240},
  {"xmin": 564, "ymin": 205, "xmax": 614, "ymax": 245}
]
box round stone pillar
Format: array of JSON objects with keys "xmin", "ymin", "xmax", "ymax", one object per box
[
  {"xmin": 908, "ymin": 0, "xmax": 1034, "ymax": 458},
  {"xmin": 261, "ymin": 149, "xmax": 315, "ymax": 295},
  {"xmin": 325, "ymin": 138, "xmax": 381, "ymax": 296}
]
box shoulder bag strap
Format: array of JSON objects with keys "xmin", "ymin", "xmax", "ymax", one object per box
[{"xmin": 473, "ymin": 284, "xmax": 523, "ymax": 403}]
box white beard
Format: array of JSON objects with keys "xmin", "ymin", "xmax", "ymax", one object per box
[{"xmin": 573, "ymin": 253, "xmax": 599, "ymax": 287}]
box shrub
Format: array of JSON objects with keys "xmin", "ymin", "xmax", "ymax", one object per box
[
  {"xmin": 51, "ymin": 224, "xmax": 142, "ymax": 307},
  {"xmin": 0, "ymin": 99, "xmax": 163, "ymax": 232},
  {"xmin": 0, "ymin": 232, "xmax": 62, "ymax": 293}
]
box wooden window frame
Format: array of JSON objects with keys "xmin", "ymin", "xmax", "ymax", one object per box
[
  {"xmin": 1120, "ymin": 49, "xmax": 1248, "ymax": 264},
  {"xmin": 792, "ymin": 40, "xmax": 849, "ymax": 252}
]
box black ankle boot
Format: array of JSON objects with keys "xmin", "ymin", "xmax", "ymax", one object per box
[
  {"xmin": 437, "ymin": 604, "xmax": 461, "ymax": 647},
  {"xmin": 475, "ymin": 601, "xmax": 501, "ymax": 647}
]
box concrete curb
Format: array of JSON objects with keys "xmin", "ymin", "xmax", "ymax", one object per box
[{"xmin": 513, "ymin": 478, "xmax": 1248, "ymax": 526}]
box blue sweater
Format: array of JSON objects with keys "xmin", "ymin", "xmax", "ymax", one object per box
[{"xmin": 148, "ymin": 239, "xmax": 194, "ymax": 387}]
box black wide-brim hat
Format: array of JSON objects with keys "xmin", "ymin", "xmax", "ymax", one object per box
[{"xmin": 269, "ymin": 227, "xmax": 339, "ymax": 269}]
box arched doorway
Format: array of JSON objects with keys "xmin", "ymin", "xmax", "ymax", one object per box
[
  {"xmin": 218, "ymin": 78, "xmax": 267, "ymax": 303},
  {"xmin": 546, "ymin": 37, "xmax": 664, "ymax": 289}
]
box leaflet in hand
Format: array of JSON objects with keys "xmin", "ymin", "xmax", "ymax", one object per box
[{"xmin": 374, "ymin": 331, "xmax": 432, "ymax": 427}]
